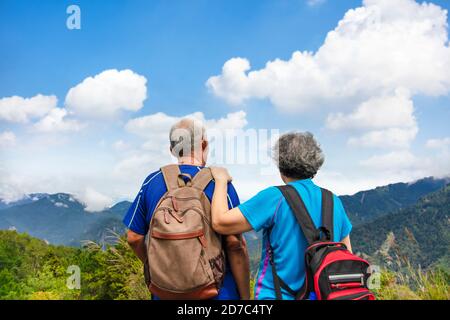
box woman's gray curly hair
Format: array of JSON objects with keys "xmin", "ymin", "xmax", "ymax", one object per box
[{"xmin": 273, "ymin": 132, "xmax": 325, "ymax": 180}]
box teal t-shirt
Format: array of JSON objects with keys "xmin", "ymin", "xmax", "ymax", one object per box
[{"xmin": 239, "ymin": 179, "xmax": 352, "ymax": 300}]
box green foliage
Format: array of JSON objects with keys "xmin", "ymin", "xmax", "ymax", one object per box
[
  {"xmin": 1, "ymin": 220, "xmax": 448, "ymax": 300},
  {"xmin": 375, "ymin": 265, "xmax": 450, "ymax": 300},
  {"xmin": 0, "ymin": 230, "xmax": 149, "ymax": 300},
  {"xmin": 352, "ymin": 185, "xmax": 450, "ymax": 268}
]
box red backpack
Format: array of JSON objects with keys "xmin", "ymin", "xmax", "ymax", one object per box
[{"xmin": 268, "ymin": 185, "xmax": 375, "ymax": 300}]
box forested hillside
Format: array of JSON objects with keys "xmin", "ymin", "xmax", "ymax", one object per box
[
  {"xmin": 1, "ymin": 229, "xmax": 448, "ymax": 300},
  {"xmin": 352, "ymin": 185, "xmax": 450, "ymax": 269},
  {"xmin": 340, "ymin": 177, "xmax": 449, "ymax": 226},
  {"xmin": 0, "ymin": 230, "xmax": 149, "ymax": 300}
]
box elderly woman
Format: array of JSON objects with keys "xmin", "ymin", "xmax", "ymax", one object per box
[{"xmin": 210, "ymin": 132, "xmax": 352, "ymax": 300}]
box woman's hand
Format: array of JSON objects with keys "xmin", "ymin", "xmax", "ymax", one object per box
[{"xmin": 210, "ymin": 166, "xmax": 232, "ymax": 182}]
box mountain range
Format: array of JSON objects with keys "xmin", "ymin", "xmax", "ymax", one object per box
[
  {"xmin": 340, "ymin": 176, "xmax": 449, "ymax": 226},
  {"xmin": 0, "ymin": 193, "xmax": 129, "ymax": 246},
  {"xmin": 351, "ymin": 184, "xmax": 450, "ymax": 269},
  {"xmin": 0, "ymin": 176, "xmax": 448, "ymax": 269}
]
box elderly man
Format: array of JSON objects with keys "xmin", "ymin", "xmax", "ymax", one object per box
[
  {"xmin": 123, "ymin": 118, "xmax": 250, "ymax": 300},
  {"xmin": 209, "ymin": 132, "xmax": 352, "ymax": 300}
]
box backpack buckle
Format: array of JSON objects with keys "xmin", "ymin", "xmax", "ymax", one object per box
[{"xmin": 318, "ymin": 227, "xmax": 331, "ymax": 241}]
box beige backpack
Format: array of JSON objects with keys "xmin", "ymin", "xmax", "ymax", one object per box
[{"xmin": 146, "ymin": 164, "xmax": 225, "ymax": 299}]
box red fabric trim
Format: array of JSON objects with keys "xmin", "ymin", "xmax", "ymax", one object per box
[
  {"xmin": 306, "ymin": 241, "xmax": 345, "ymax": 251},
  {"xmin": 327, "ymin": 287, "xmax": 374, "ymax": 300},
  {"xmin": 331, "ymin": 282, "xmax": 362, "ymax": 289},
  {"xmin": 151, "ymin": 229, "xmax": 204, "ymax": 240},
  {"xmin": 313, "ymin": 249, "xmax": 369, "ymax": 300}
]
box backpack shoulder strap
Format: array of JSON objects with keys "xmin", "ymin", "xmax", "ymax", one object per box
[
  {"xmin": 320, "ymin": 188, "xmax": 334, "ymax": 241},
  {"xmin": 276, "ymin": 185, "xmax": 319, "ymax": 245},
  {"xmin": 160, "ymin": 164, "xmax": 181, "ymax": 191},
  {"xmin": 191, "ymin": 167, "xmax": 213, "ymax": 191}
]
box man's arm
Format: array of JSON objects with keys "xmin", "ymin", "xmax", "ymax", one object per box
[
  {"xmin": 127, "ymin": 230, "xmax": 147, "ymax": 264},
  {"xmin": 224, "ymin": 234, "xmax": 251, "ymax": 300},
  {"xmin": 213, "ymin": 173, "xmax": 251, "ymax": 299}
]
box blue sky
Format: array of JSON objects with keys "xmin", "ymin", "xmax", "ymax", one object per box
[
  {"xmin": 1, "ymin": 0, "xmax": 449, "ymax": 209},
  {"xmin": 0, "ymin": 0, "xmax": 355, "ymax": 111}
]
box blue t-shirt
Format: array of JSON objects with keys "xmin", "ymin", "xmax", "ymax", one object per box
[
  {"xmin": 238, "ymin": 179, "xmax": 352, "ymax": 300},
  {"xmin": 123, "ymin": 164, "xmax": 241, "ymax": 300}
]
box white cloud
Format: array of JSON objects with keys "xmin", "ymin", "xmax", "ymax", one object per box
[
  {"xmin": 0, "ymin": 166, "xmax": 28, "ymax": 203},
  {"xmin": 360, "ymin": 150, "xmax": 420, "ymax": 170},
  {"xmin": 125, "ymin": 110, "xmax": 248, "ymax": 139},
  {"xmin": 33, "ymin": 108, "xmax": 84, "ymax": 133},
  {"xmin": 115, "ymin": 110, "xmax": 249, "ymax": 185},
  {"xmin": 307, "ymin": 0, "xmax": 326, "ymax": 7},
  {"xmin": 348, "ymin": 127, "xmax": 418, "ymax": 149},
  {"xmin": 357, "ymin": 148, "xmax": 450, "ymax": 184},
  {"xmin": 426, "ymin": 137, "xmax": 450, "ymax": 149},
  {"xmin": 0, "ymin": 131, "xmax": 16, "ymax": 147},
  {"xmin": 208, "ymin": 110, "xmax": 248, "ymax": 131},
  {"xmin": 54, "ymin": 202, "xmax": 68, "ymax": 208},
  {"xmin": 113, "ymin": 139, "xmax": 129, "ymax": 151},
  {"xmin": 327, "ymin": 90, "xmax": 418, "ymax": 148},
  {"xmin": 65, "ymin": 69, "xmax": 147, "ymax": 118},
  {"xmin": 326, "ymin": 90, "xmax": 416, "ymax": 131},
  {"xmin": 0, "ymin": 94, "xmax": 57, "ymax": 123},
  {"xmin": 113, "ymin": 153, "xmax": 161, "ymax": 183},
  {"xmin": 207, "ymin": 0, "xmax": 450, "ymax": 111},
  {"xmin": 76, "ymin": 187, "xmax": 113, "ymax": 212}
]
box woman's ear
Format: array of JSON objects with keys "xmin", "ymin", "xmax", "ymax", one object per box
[{"xmin": 280, "ymin": 173, "xmax": 294, "ymax": 184}]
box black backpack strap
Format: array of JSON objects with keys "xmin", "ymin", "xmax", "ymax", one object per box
[
  {"xmin": 320, "ymin": 188, "xmax": 334, "ymax": 241},
  {"xmin": 266, "ymin": 226, "xmax": 302, "ymax": 300},
  {"xmin": 276, "ymin": 185, "xmax": 320, "ymax": 245},
  {"xmin": 267, "ymin": 185, "xmax": 334, "ymax": 300},
  {"xmin": 267, "ymin": 226, "xmax": 309, "ymax": 300}
]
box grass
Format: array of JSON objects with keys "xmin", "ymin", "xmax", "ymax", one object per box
[{"xmin": 374, "ymin": 263, "xmax": 449, "ymax": 300}]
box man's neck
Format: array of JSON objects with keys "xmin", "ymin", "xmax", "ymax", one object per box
[{"xmin": 178, "ymin": 156, "xmax": 204, "ymax": 166}]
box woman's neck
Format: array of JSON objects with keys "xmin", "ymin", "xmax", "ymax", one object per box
[{"xmin": 281, "ymin": 175, "xmax": 310, "ymax": 184}]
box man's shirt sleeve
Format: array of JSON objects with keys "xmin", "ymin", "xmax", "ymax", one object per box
[
  {"xmin": 238, "ymin": 187, "xmax": 281, "ymax": 232},
  {"xmin": 226, "ymin": 182, "xmax": 240, "ymax": 209},
  {"xmin": 123, "ymin": 186, "xmax": 148, "ymax": 236},
  {"xmin": 334, "ymin": 195, "xmax": 352, "ymax": 241}
]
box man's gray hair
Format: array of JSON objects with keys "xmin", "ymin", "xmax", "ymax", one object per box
[
  {"xmin": 169, "ymin": 118, "xmax": 206, "ymax": 158},
  {"xmin": 273, "ymin": 132, "xmax": 325, "ymax": 179}
]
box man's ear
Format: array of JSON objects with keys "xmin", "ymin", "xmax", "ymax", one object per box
[{"xmin": 202, "ymin": 140, "xmax": 208, "ymax": 151}]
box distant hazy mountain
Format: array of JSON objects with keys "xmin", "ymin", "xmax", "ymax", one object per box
[
  {"xmin": 340, "ymin": 177, "xmax": 449, "ymax": 226},
  {"xmin": 0, "ymin": 193, "xmax": 131, "ymax": 246},
  {"xmin": 1, "ymin": 176, "xmax": 448, "ymax": 270},
  {"xmin": 0, "ymin": 193, "xmax": 49, "ymax": 210},
  {"xmin": 351, "ymin": 184, "xmax": 450, "ymax": 268}
]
